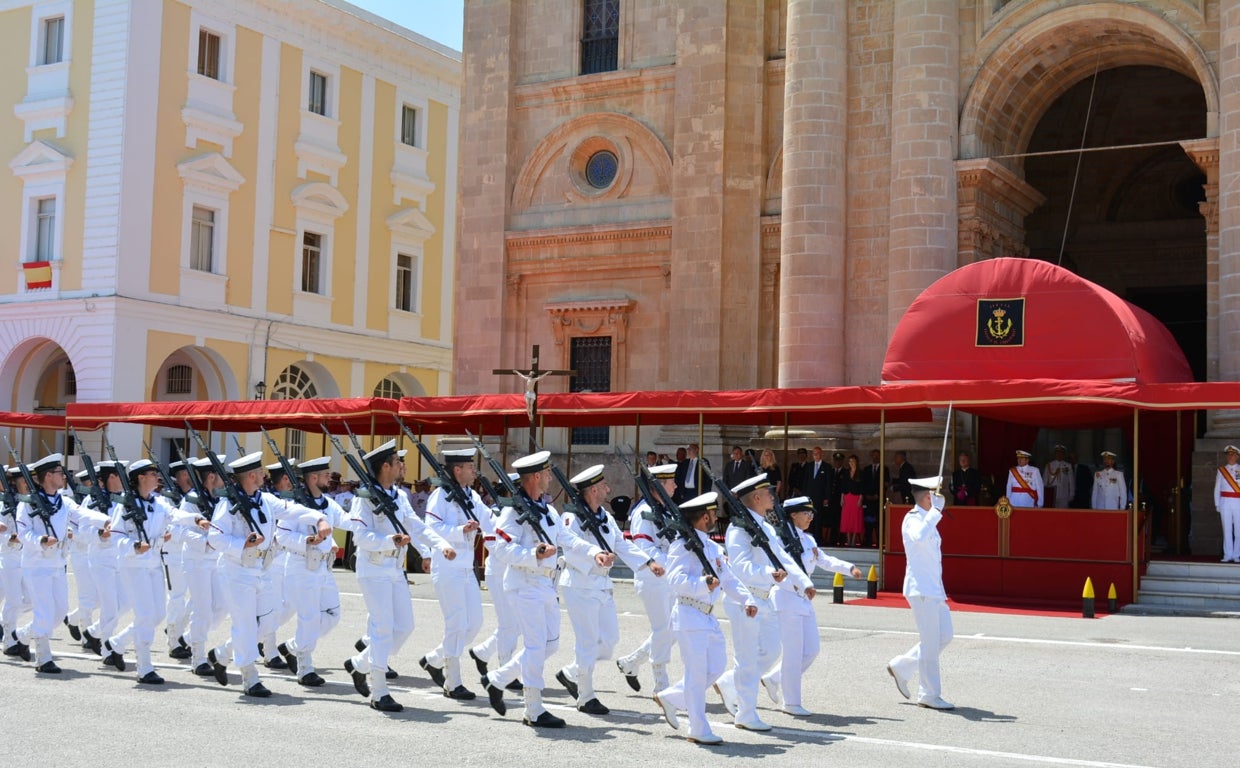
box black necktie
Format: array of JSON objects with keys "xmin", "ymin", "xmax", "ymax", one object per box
[{"xmin": 249, "ymin": 492, "xmax": 267, "ymax": 524}]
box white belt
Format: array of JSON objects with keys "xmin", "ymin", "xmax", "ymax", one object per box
[
  {"xmin": 678, "ymin": 595, "xmax": 714, "ymax": 615},
  {"xmin": 513, "ymin": 563, "xmax": 557, "ymax": 578},
  {"xmin": 747, "ymin": 585, "xmax": 772, "ymax": 601},
  {"xmin": 365, "ymin": 549, "xmax": 401, "ymax": 566},
  {"xmin": 234, "ymin": 548, "xmax": 275, "ymax": 570}
]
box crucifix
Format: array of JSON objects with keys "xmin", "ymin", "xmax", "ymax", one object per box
[{"xmin": 493, "ymin": 344, "xmax": 576, "ymax": 451}]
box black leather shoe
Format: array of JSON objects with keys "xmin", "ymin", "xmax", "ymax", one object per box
[
  {"xmin": 82, "ymin": 630, "xmax": 102, "ymax": 656},
  {"xmin": 104, "ymin": 642, "xmax": 126, "ymax": 672},
  {"xmin": 263, "ymin": 655, "xmax": 288, "ymax": 670},
  {"xmin": 444, "ymin": 685, "xmax": 476, "ymax": 700},
  {"xmin": 5, "ymin": 635, "xmax": 30, "ymax": 663},
  {"xmin": 138, "ymin": 671, "xmax": 165, "ymax": 685},
  {"xmin": 354, "ymin": 638, "xmax": 367, "ymax": 652},
  {"xmin": 506, "ymin": 678, "xmax": 524, "ymax": 691},
  {"xmin": 208, "ymin": 649, "xmax": 229, "ymax": 686},
  {"xmin": 344, "ymin": 658, "xmax": 369, "ymax": 697},
  {"xmin": 169, "ymin": 646, "xmax": 192, "ymax": 660},
  {"xmin": 36, "ymin": 661, "xmax": 62, "ymax": 674},
  {"xmin": 523, "ymin": 711, "xmax": 566, "ymax": 728},
  {"xmin": 386, "ymin": 667, "xmax": 398, "ymax": 680},
  {"xmin": 469, "ymin": 648, "xmax": 488, "ymax": 676},
  {"xmin": 276, "ymin": 642, "xmax": 298, "ymax": 674},
  {"xmin": 419, "ymin": 656, "xmax": 445, "ymax": 687},
  {"xmin": 244, "ymin": 682, "xmax": 272, "ymax": 698},
  {"xmin": 298, "ymin": 672, "xmax": 326, "ymax": 687},
  {"xmin": 578, "ymin": 698, "xmax": 610, "ymax": 715},
  {"xmin": 370, "ymin": 694, "xmax": 403, "ymax": 712},
  {"xmin": 481, "ymin": 675, "xmax": 506, "ymax": 715},
  {"xmin": 193, "ymin": 662, "xmax": 214, "ymax": 677},
  {"xmin": 556, "ymin": 669, "xmax": 579, "ymax": 700},
  {"xmin": 64, "ymin": 617, "xmax": 81, "ymax": 642}
]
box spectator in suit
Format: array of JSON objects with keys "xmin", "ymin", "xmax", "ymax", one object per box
[
  {"xmin": 1069, "ymin": 452, "xmax": 1094, "ymax": 509},
  {"xmin": 788, "ymin": 448, "xmax": 809, "ymax": 498},
  {"xmin": 949, "ymin": 452, "xmax": 981, "ymax": 506},
  {"xmin": 860, "ymin": 449, "xmax": 886, "ymax": 547},
  {"xmin": 723, "ymin": 446, "xmax": 756, "ymax": 489},
  {"xmin": 674, "ymin": 443, "xmax": 709, "ymax": 503},
  {"xmin": 825, "ymin": 451, "xmax": 847, "ymax": 546},
  {"xmin": 802, "ymin": 446, "xmax": 835, "ymax": 545},
  {"xmin": 645, "ymin": 451, "xmax": 659, "ymax": 468},
  {"xmin": 892, "ymin": 451, "xmax": 916, "ymax": 504}
]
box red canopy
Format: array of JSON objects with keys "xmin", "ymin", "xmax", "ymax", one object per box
[
  {"xmin": 0, "ymin": 411, "xmax": 64, "ymax": 430},
  {"xmin": 65, "ymin": 398, "xmax": 401, "ymax": 434},
  {"xmin": 882, "ymin": 258, "xmax": 1193, "ymax": 385}
]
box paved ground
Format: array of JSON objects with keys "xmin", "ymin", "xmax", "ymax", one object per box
[{"xmin": 3, "ymin": 569, "xmax": 1234, "ymax": 767}]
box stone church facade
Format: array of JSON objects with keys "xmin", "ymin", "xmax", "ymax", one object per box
[{"xmin": 453, "ymin": 1, "xmax": 1234, "ymax": 549}]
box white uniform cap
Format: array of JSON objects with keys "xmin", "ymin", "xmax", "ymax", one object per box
[
  {"xmin": 679, "ymin": 491, "xmax": 719, "ymax": 512},
  {"xmin": 190, "ymin": 454, "xmax": 226, "ymax": 470},
  {"xmin": 909, "ymin": 476, "xmax": 942, "ymax": 490},
  {"xmin": 363, "ymin": 440, "xmax": 398, "ymax": 464},
  {"xmin": 650, "ymin": 463, "xmax": 677, "ymax": 480},
  {"xmin": 569, "ymin": 464, "xmax": 606, "ymax": 491},
  {"xmin": 1015, "ymin": 450, "xmax": 1032, "ymax": 458},
  {"xmin": 264, "ymin": 460, "xmax": 288, "ymax": 472},
  {"xmin": 784, "ymin": 495, "xmax": 813, "ymax": 513},
  {"xmin": 731, "ymin": 472, "xmax": 770, "ymax": 496},
  {"xmin": 512, "ymin": 450, "xmax": 552, "ymax": 475},
  {"xmin": 126, "ymin": 459, "xmax": 157, "ymax": 478},
  {"xmin": 396, "ymin": 449, "xmax": 408, "ymax": 459},
  {"xmin": 1100, "ymin": 451, "xmax": 1117, "ymax": 459},
  {"xmin": 506, "ymin": 472, "xmax": 520, "ymax": 483},
  {"xmin": 1226, "ymin": 445, "xmax": 1239, "ymax": 455},
  {"xmin": 31, "ymin": 453, "xmax": 65, "ymax": 472},
  {"xmin": 443, "ymin": 448, "xmax": 476, "ymax": 465},
  {"xmin": 229, "ymin": 452, "xmax": 265, "ymax": 474},
  {"xmin": 74, "ymin": 469, "xmax": 90, "ymax": 480},
  {"xmin": 298, "ymin": 456, "xmax": 332, "ymax": 472}
]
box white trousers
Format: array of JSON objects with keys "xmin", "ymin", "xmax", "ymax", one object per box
[
  {"xmin": 472, "ymin": 567, "xmax": 519, "ymax": 666},
  {"xmin": 562, "ymin": 586, "xmax": 619, "ymax": 700},
  {"xmin": 120, "ymin": 567, "xmax": 167, "ymax": 674},
  {"xmin": 86, "ymin": 561, "xmax": 130, "ymax": 642},
  {"xmin": 283, "ymin": 558, "xmax": 341, "ymax": 664},
  {"xmin": 352, "ymin": 564, "xmax": 413, "ymax": 674},
  {"xmin": 491, "ymin": 584, "xmax": 559, "ymax": 691},
  {"xmin": 719, "ymin": 595, "xmax": 780, "ymax": 721},
  {"xmin": 657, "ymin": 609, "xmax": 727, "ymax": 740},
  {"xmin": 432, "ymin": 568, "xmax": 483, "ymax": 660},
  {"xmin": 624, "ymin": 574, "xmax": 673, "ymax": 667},
  {"xmin": 217, "ymin": 561, "xmax": 275, "ymax": 669},
  {"xmin": 67, "ymin": 547, "xmax": 98, "ymax": 630},
  {"xmin": 765, "ymin": 606, "xmax": 819, "ymax": 707},
  {"xmin": 1221, "ymin": 505, "xmax": 1240, "ymax": 561},
  {"xmin": 889, "ymin": 596, "xmax": 953, "ymax": 702},
  {"xmin": 163, "ymin": 556, "xmax": 189, "ymax": 643},
  {"xmin": 0, "ymin": 550, "xmax": 29, "ymax": 635},
  {"xmin": 184, "ymin": 557, "xmax": 227, "ymax": 648},
  {"xmin": 24, "ymin": 567, "xmax": 68, "ymax": 645}
]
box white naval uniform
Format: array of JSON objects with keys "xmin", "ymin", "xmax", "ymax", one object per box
[
  {"xmin": 109, "ymin": 495, "xmax": 174, "ymax": 677},
  {"xmin": 176, "ymin": 493, "xmax": 229, "ymax": 667},
  {"xmin": 207, "ymin": 489, "xmax": 301, "ymax": 687},
  {"xmin": 0, "ymin": 501, "xmax": 29, "ymax": 651},
  {"xmin": 558, "ymin": 504, "xmax": 654, "ymax": 703},
  {"xmin": 1005, "ymin": 464, "xmax": 1045, "ymax": 508},
  {"xmin": 16, "ymin": 491, "xmax": 109, "ymax": 665},
  {"xmin": 716, "ymin": 507, "xmax": 813, "ymax": 724},
  {"xmin": 1042, "ymin": 460, "xmax": 1075, "ymax": 508},
  {"xmin": 65, "ymin": 500, "xmax": 99, "ymax": 640},
  {"xmin": 346, "ymin": 487, "xmax": 453, "ymax": 699},
  {"xmin": 470, "ymin": 504, "xmax": 519, "ymax": 672},
  {"xmin": 764, "ymin": 530, "xmax": 855, "ymax": 708},
  {"xmin": 618, "ymin": 499, "xmax": 675, "ymax": 688},
  {"xmin": 277, "ymin": 493, "xmax": 347, "ymax": 675},
  {"xmin": 82, "ymin": 495, "xmax": 131, "ymax": 651},
  {"xmin": 487, "ymin": 492, "xmax": 599, "ymax": 715},
  {"xmin": 422, "ymin": 485, "xmax": 494, "ymax": 691},
  {"xmin": 888, "ymin": 499, "xmax": 953, "ymax": 704},
  {"xmin": 1214, "ymin": 462, "xmax": 1240, "ymax": 562},
  {"xmin": 1092, "ymin": 468, "xmax": 1128, "ymax": 511},
  {"xmin": 160, "ymin": 493, "xmax": 191, "ymax": 651},
  {"xmin": 654, "ymin": 530, "xmax": 753, "ymax": 742}
]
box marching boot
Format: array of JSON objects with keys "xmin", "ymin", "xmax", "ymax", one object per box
[
  {"xmin": 469, "ymin": 647, "xmax": 489, "ymax": 676},
  {"xmin": 242, "ymin": 665, "xmax": 272, "ymax": 698},
  {"xmin": 344, "ymin": 657, "xmax": 370, "ymax": 697},
  {"xmin": 81, "ymin": 629, "xmax": 102, "ymax": 656},
  {"xmin": 555, "ymin": 667, "xmax": 579, "ymax": 700},
  {"xmin": 33, "ymin": 637, "xmax": 57, "ymax": 672},
  {"xmin": 369, "ymin": 672, "xmax": 403, "ymax": 712},
  {"xmin": 481, "ymin": 674, "xmax": 507, "ymax": 715},
  {"xmin": 103, "ymin": 640, "xmax": 126, "ymax": 672},
  {"xmin": 419, "ymin": 656, "xmax": 445, "ymax": 687},
  {"xmin": 442, "ymin": 657, "xmax": 475, "ymax": 700},
  {"xmin": 522, "ymin": 688, "xmax": 565, "ymax": 728},
  {"xmin": 652, "ymin": 663, "xmax": 670, "ymax": 694},
  {"xmin": 576, "ymin": 670, "xmax": 608, "ymax": 715},
  {"xmin": 276, "ymin": 642, "xmax": 298, "ymax": 674},
  {"xmin": 616, "ymin": 655, "xmax": 641, "ymax": 692}
]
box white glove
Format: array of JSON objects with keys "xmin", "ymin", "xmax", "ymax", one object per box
[{"xmin": 930, "ymin": 492, "xmax": 945, "ymax": 512}]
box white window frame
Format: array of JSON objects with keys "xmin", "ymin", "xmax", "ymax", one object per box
[
  {"xmin": 33, "ymin": 196, "xmax": 56, "ymax": 262},
  {"xmin": 28, "ymin": 0, "xmax": 73, "ymax": 70},
  {"xmin": 295, "ymin": 55, "xmax": 344, "ymax": 182},
  {"xmin": 290, "ymin": 182, "xmax": 346, "ymax": 321},
  {"xmin": 189, "ymin": 205, "xmax": 218, "ymax": 273},
  {"xmin": 391, "ymin": 89, "xmax": 432, "ymax": 205},
  {"xmin": 300, "ymin": 55, "xmax": 340, "ymax": 120},
  {"xmin": 183, "ymin": 10, "xmax": 240, "ymax": 156},
  {"xmin": 299, "ymin": 230, "xmax": 327, "ymax": 295},
  {"xmin": 20, "ymin": 184, "xmax": 65, "ymax": 265},
  {"xmin": 396, "ymin": 96, "xmax": 428, "ymax": 150},
  {"xmin": 40, "ymin": 15, "xmax": 65, "ymax": 66},
  {"xmin": 187, "ymin": 11, "xmax": 235, "ymax": 85},
  {"xmin": 393, "ymin": 251, "xmax": 420, "ymax": 313}
]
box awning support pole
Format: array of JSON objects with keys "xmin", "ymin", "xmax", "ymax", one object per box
[
  {"xmin": 1132, "ymin": 408, "xmax": 1140, "ymax": 602},
  {"xmin": 634, "ymin": 414, "xmax": 642, "ymax": 497},
  {"xmin": 879, "ymin": 410, "xmax": 887, "ymax": 560}
]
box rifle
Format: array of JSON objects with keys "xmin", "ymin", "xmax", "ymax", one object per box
[
  {"xmin": 143, "ymin": 440, "xmax": 183, "ymax": 506},
  {"xmin": 260, "ymin": 427, "xmax": 315, "ymax": 509},
  {"xmin": 3, "ymin": 435, "xmax": 57, "ymax": 537},
  {"xmin": 70, "ymin": 428, "xmax": 114, "ymax": 516},
  {"xmin": 103, "ymin": 436, "xmax": 151, "ymax": 547},
  {"xmin": 616, "ymin": 446, "xmax": 716, "ymax": 579},
  {"xmin": 321, "ymin": 424, "xmax": 408, "ymax": 539},
  {"xmin": 532, "ymin": 438, "xmax": 611, "ymax": 553},
  {"xmin": 185, "ymin": 421, "xmax": 262, "ymax": 538},
  {"xmin": 170, "ymin": 441, "xmax": 216, "ymax": 518},
  {"xmin": 395, "ymin": 418, "xmax": 477, "ymax": 523},
  {"xmin": 465, "ymin": 431, "xmax": 551, "ymax": 545},
  {"xmin": 702, "ymin": 463, "xmax": 791, "ymax": 576},
  {"xmin": 0, "ymin": 460, "xmax": 19, "ymax": 535},
  {"xmin": 936, "ymin": 403, "xmax": 955, "ymax": 520},
  {"xmin": 768, "ymin": 491, "xmax": 809, "ymax": 575}
]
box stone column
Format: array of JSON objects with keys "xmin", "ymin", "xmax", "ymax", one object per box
[
  {"xmin": 956, "ymin": 158, "xmax": 1045, "ymax": 266},
  {"xmin": 886, "ymin": 0, "xmax": 959, "ymax": 338},
  {"xmin": 1219, "ymin": 0, "xmax": 1240, "ymax": 391},
  {"xmin": 778, "ymin": 0, "xmax": 847, "ymax": 387}
]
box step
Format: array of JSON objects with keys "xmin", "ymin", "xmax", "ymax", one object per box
[
  {"xmin": 1143, "ymin": 561, "xmax": 1240, "ymax": 581},
  {"xmin": 1138, "ymin": 576, "xmax": 1240, "ymax": 597},
  {"xmin": 1134, "ymin": 590, "xmax": 1240, "ymax": 610}
]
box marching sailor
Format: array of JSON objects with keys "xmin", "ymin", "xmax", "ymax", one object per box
[
  {"xmin": 1005, "ymin": 450, "xmax": 1044, "ymax": 508},
  {"xmin": 652, "ymin": 492, "xmax": 755, "ymax": 746},
  {"xmin": 81, "ymin": 461, "xmax": 130, "ymax": 662},
  {"xmin": 162, "ymin": 459, "xmax": 194, "ymax": 660},
  {"xmin": 480, "ymin": 450, "xmax": 604, "ymax": 728},
  {"xmin": 555, "ymin": 465, "xmax": 664, "ymax": 715},
  {"xmin": 1215, "ymin": 445, "xmax": 1240, "ymax": 563},
  {"xmin": 343, "ymin": 440, "xmax": 456, "ymax": 713},
  {"xmin": 0, "ymin": 465, "xmax": 31, "ymax": 659},
  {"xmin": 175, "ymin": 455, "xmax": 228, "ymax": 677},
  {"xmin": 1091, "ymin": 451, "xmax": 1128, "ymax": 512},
  {"xmin": 615, "ymin": 463, "xmax": 679, "ymax": 694},
  {"xmin": 258, "ymin": 461, "xmax": 296, "ymax": 671},
  {"xmin": 468, "ymin": 473, "xmax": 523, "ymax": 692},
  {"xmin": 64, "ymin": 468, "xmax": 97, "ymax": 645}
]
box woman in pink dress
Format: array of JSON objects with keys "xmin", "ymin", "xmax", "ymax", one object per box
[{"xmin": 839, "ymin": 454, "xmax": 864, "ymax": 547}]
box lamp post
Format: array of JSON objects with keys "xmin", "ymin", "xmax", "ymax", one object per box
[{"xmin": 254, "ymin": 380, "xmax": 266, "ymax": 400}]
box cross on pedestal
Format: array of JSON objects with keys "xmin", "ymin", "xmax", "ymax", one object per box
[{"xmin": 493, "ymin": 344, "xmax": 575, "ymax": 452}]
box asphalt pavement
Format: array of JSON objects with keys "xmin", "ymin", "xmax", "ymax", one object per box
[{"xmin": 3, "ymin": 568, "xmax": 1233, "ymax": 768}]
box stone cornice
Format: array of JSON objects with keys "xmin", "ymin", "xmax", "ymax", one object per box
[
  {"xmin": 505, "ymin": 222, "xmax": 672, "ymax": 251},
  {"xmin": 514, "ymin": 65, "xmax": 675, "ymax": 110}
]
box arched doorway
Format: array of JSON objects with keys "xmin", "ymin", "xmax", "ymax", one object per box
[
  {"xmin": 0, "ymin": 336, "xmax": 75, "ymax": 456},
  {"xmin": 148, "ymin": 346, "xmax": 239, "ymax": 465}
]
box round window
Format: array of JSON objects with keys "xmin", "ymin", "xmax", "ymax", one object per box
[{"xmin": 584, "ymin": 150, "xmax": 619, "ymax": 189}]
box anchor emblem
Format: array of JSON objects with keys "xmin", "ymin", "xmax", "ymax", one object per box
[{"xmin": 986, "ymin": 308, "xmax": 1013, "ymax": 340}]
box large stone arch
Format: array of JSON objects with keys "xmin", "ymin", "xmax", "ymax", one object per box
[
  {"xmin": 960, "ymin": 3, "xmax": 1218, "ymax": 165},
  {"xmin": 511, "ymin": 112, "xmax": 672, "ymax": 209},
  {"xmin": 150, "ymin": 345, "xmax": 239, "ymax": 402},
  {"xmin": 0, "ymin": 336, "xmax": 77, "ymax": 413}
]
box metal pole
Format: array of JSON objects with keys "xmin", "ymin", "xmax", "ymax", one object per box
[
  {"xmin": 634, "ymin": 414, "xmax": 642, "ymax": 497},
  {"xmin": 1132, "ymin": 408, "xmax": 1140, "ymax": 602},
  {"xmin": 417, "ymin": 426, "xmax": 424, "ymax": 482},
  {"xmin": 878, "ymin": 409, "xmax": 887, "ymax": 559},
  {"xmin": 782, "ymin": 412, "xmax": 790, "ymax": 500},
  {"xmin": 1175, "ymin": 410, "xmax": 1183, "ymax": 555}
]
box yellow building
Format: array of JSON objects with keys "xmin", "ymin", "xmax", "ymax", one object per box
[{"xmin": 0, "ymin": 0, "xmax": 460, "ymax": 459}]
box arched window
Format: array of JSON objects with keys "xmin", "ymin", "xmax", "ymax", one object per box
[
  {"xmin": 373, "ymin": 376, "xmax": 404, "ymax": 399},
  {"xmin": 270, "ymin": 364, "xmax": 318, "ymax": 460},
  {"xmin": 166, "ymin": 364, "xmax": 193, "ymax": 395}
]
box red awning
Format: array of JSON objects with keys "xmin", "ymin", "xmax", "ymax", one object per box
[
  {"xmin": 0, "ymin": 411, "xmax": 65, "ymax": 430},
  {"xmin": 398, "ymin": 395, "xmax": 528, "ymax": 435},
  {"xmin": 882, "ymin": 258, "xmax": 1193, "ymax": 385},
  {"xmin": 65, "ymin": 398, "xmax": 401, "ymax": 434}
]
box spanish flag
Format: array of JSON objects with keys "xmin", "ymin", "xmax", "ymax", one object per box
[{"xmin": 23, "ymin": 261, "xmax": 52, "ymax": 290}]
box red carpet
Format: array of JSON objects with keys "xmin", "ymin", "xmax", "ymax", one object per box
[{"xmin": 844, "ymin": 591, "xmax": 1113, "ymax": 618}]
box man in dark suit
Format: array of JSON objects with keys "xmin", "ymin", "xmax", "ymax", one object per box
[
  {"xmin": 723, "ymin": 445, "xmax": 755, "ymax": 489},
  {"xmin": 802, "ymin": 446, "xmax": 835, "ymax": 544},
  {"xmin": 892, "ymin": 450, "xmax": 916, "ymax": 504},
  {"xmin": 788, "ymin": 447, "xmax": 809, "ymax": 498},
  {"xmin": 1069, "ymin": 451, "xmax": 1094, "ymax": 509},
  {"xmin": 674, "ymin": 443, "xmax": 710, "ymax": 503},
  {"xmin": 860, "ymin": 449, "xmax": 886, "ymax": 547}
]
